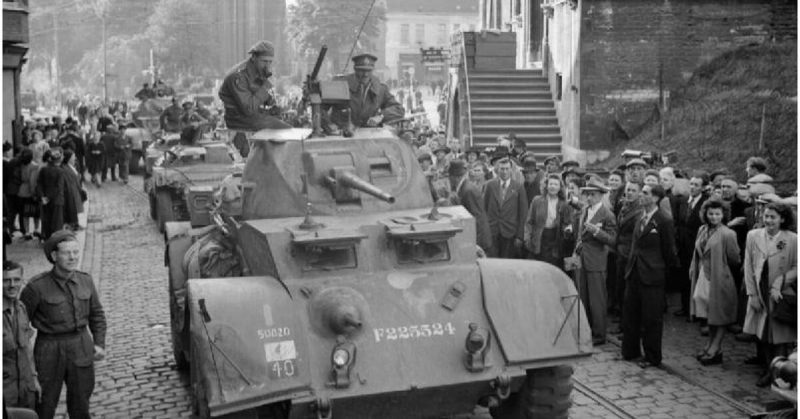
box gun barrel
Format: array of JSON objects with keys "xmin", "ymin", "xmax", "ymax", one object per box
[
  {"xmin": 311, "ymin": 45, "xmax": 328, "ymax": 81},
  {"xmin": 337, "ymin": 171, "xmax": 395, "ymax": 204}
]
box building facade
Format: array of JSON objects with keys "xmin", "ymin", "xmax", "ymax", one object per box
[
  {"xmin": 3, "ymin": 0, "xmax": 29, "ymax": 148},
  {"xmin": 381, "ymin": 0, "xmax": 480, "ymax": 85},
  {"xmin": 481, "ymin": 0, "xmax": 797, "ymax": 163},
  {"xmin": 214, "ymin": 0, "xmax": 287, "ymax": 74}
]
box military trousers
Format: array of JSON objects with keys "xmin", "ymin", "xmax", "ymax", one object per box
[{"xmin": 34, "ymin": 331, "xmax": 95, "ymax": 419}]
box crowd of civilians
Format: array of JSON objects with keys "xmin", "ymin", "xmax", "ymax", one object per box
[
  {"xmin": 416, "ymin": 132, "xmax": 796, "ymax": 386},
  {"xmin": 2, "ymin": 104, "xmax": 141, "ymax": 248}
]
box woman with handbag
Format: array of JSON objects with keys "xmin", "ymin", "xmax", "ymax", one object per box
[
  {"xmin": 524, "ymin": 174, "xmax": 572, "ymax": 269},
  {"xmin": 743, "ymin": 202, "xmax": 797, "ymax": 387},
  {"xmin": 689, "ymin": 199, "xmax": 741, "ymax": 366}
]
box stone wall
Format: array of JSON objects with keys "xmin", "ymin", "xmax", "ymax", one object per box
[{"xmin": 579, "ymin": 0, "xmax": 797, "ymax": 151}]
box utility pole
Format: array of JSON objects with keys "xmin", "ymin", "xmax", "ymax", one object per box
[
  {"xmin": 102, "ymin": 15, "xmax": 108, "ymax": 104},
  {"xmin": 53, "ymin": 12, "xmax": 60, "ymax": 111}
]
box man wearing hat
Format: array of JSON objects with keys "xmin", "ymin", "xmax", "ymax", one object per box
[
  {"xmin": 447, "ymin": 160, "xmax": 492, "ymax": 254},
  {"xmin": 625, "ymin": 158, "xmax": 648, "ymax": 184},
  {"xmin": 329, "ymin": 53, "xmax": 404, "ymax": 129},
  {"xmin": 432, "ymin": 145, "xmax": 451, "ymax": 176},
  {"xmin": 218, "ymin": 40, "xmax": 292, "ymax": 131},
  {"xmin": 520, "ymin": 153, "xmax": 542, "ymax": 206},
  {"xmin": 574, "ymin": 179, "xmax": 617, "ymax": 345},
  {"xmin": 543, "ymin": 155, "xmax": 561, "ymax": 175},
  {"xmin": 20, "ymin": 230, "xmax": 106, "ymax": 419},
  {"xmin": 3, "ymin": 260, "xmax": 39, "ymax": 410}
]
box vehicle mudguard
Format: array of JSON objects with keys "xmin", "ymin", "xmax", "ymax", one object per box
[
  {"xmin": 477, "ymin": 259, "xmax": 592, "ymax": 365},
  {"xmin": 187, "ymin": 276, "xmax": 312, "ymax": 417}
]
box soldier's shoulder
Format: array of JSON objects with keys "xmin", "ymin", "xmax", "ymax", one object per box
[
  {"xmin": 27, "ymin": 271, "xmax": 53, "ymax": 284},
  {"xmin": 73, "ymin": 270, "xmax": 93, "ymax": 279}
]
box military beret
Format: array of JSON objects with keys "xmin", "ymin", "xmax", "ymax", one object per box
[
  {"xmin": 448, "ymin": 159, "xmax": 467, "ymax": 177},
  {"xmin": 248, "ymin": 40, "xmax": 275, "ymax": 57},
  {"xmin": 352, "ymin": 53, "xmax": 378, "ymax": 70},
  {"xmin": 581, "ymin": 178, "xmax": 609, "ymax": 193},
  {"xmin": 44, "ymin": 230, "xmax": 78, "ymax": 264},
  {"xmin": 521, "ymin": 158, "xmax": 538, "ymax": 173}
]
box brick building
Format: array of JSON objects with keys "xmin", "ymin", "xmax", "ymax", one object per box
[
  {"xmin": 3, "ymin": 0, "xmax": 29, "ymax": 148},
  {"xmin": 482, "ymin": 0, "xmax": 796, "ymax": 163},
  {"xmin": 380, "ymin": 0, "xmax": 480, "ymax": 84}
]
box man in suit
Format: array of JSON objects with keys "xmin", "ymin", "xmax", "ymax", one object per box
[
  {"xmin": 448, "ymin": 160, "xmax": 493, "ymax": 255},
  {"xmin": 622, "ymin": 184, "xmax": 679, "ymax": 368},
  {"xmin": 519, "ymin": 153, "xmax": 543, "ymax": 206},
  {"xmin": 483, "ymin": 157, "xmax": 528, "ymax": 258},
  {"xmin": 613, "ymin": 180, "xmax": 644, "ymax": 330},
  {"xmin": 575, "ymin": 179, "xmax": 617, "ymax": 345},
  {"xmin": 677, "ymin": 172, "xmax": 709, "ymax": 318}
]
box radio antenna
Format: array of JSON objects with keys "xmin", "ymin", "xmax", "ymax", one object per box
[{"xmin": 342, "ymin": 0, "xmax": 379, "ymax": 74}]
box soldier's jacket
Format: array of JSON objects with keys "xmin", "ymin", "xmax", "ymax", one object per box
[
  {"xmin": 20, "ymin": 269, "xmax": 107, "ymax": 349},
  {"xmin": 159, "ymin": 104, "xmax": 184, "ymax": 133},
  {"xmin": 330, "ymin": 73, "xmax": 405, "ymax": 128},
  {"xmin": 219, "ymin": 59, "xmax": 275, "ymax": 120},
  {"xmin": 3, "ymin": 298, "xmax": 36, "ymax": 408}
]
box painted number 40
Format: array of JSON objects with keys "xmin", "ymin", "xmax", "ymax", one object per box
[
  {"xmin": 373, "ymin": 322, "xmax": 456, "ymax": 343},
  {"xmin": 270, "ymin": 359, "xmax": 296, "ymax": 379}
]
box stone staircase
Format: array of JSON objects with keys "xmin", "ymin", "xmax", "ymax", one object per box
[{"xmin": 467, "ymin": 69, "xmax": 561, "ymax": 159}]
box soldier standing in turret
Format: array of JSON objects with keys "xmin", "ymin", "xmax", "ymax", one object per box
[
  {"xmin": 328, "ymin": 53, "xmax": 405, "ymax": 129},
  {"xmin": 218, "ymin": 40, "xmax": 291, "ymax": 131}
]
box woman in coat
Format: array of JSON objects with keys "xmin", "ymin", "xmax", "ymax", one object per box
[
  {"xmin": 61, "ymin": 149, "xmax": 84, "ymax": 231},
  {"xmin": 742, "ymin": 202, "xmax": 797, "ymax": 387},
  {"xmin": 524, "ymin": 174, "xmax": 572, "ymax": 269},
  {"xmin": 689, "ymin": 199, "xmax": 740, "ymax": 365}
]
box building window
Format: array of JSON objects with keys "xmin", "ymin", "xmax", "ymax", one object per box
[
  {"xmin": 415, "ymin": 23, "xmax": 425, "ymax": 45},
  {"xmin": 400, "ymin": 24, "xmax": 410, "ymax": 45},
  {"xmin": 437, "ymin": 24, "xmax": 447, "ymax": 44}
]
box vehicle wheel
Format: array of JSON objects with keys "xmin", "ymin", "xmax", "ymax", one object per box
[
  {"xmin": 149, "ymin": 193, "xmax": 157, "ymax": 220},
  {"xmin": 129, "ymin": 150, "xmax": 142, "ymax": 174},
  {"xmin": 168, "ymin": 274, "xmax": 189, "ymax": 371},
  {"xmin": 490, "ymin": 366, "xmax": 573, "ymax": 419},
  {"xmin": 156, "ymin": 189, "xmax": 174, "ymax": 233},
  {"xmin": 191, "ymin": 340, "xmax": 210, "ymax": 419}
]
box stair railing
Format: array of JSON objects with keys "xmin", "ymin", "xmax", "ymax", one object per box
[{"xmin": 461, "ymin": 33, "xmax": 474, "ymax": 146}]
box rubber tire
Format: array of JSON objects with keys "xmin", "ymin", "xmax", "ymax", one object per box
[
  {"xmin": 490, "ymin": 365, "xmax": 573, "ymax": 419},
  {"xmin": 149, "ymin": 193, "xmax": 157, "ymax": 220},
  {"xmin": 191, "ymin": 340, "xmax": 210, "ymax": 419},
  {"xmin": 156, "ymin": 189, "xmax": 174, "ymax": 233},
  {"xmin": 129, "ymin": 150, "xmax": 142, "ymax": 174},
  {"xmin": 168, "ymin": 269, "xmax": 189, "ymax": 371}
]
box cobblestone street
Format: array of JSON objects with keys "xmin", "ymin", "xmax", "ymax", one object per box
[{"xmin": 6, "ymin": 175, "xmax": 791, "ymax": 419}]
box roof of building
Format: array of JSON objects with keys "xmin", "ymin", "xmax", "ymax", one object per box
[{"xmin": 385, "ymin": 0, "xmax": 478, "ymax": 14}]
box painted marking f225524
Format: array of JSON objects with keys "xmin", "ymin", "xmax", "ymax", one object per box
[{"xmin": 373, "ymin": 322, "xmax": 456, "ymax": 343}]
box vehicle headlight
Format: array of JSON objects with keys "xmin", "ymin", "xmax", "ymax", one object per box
[{"xmin": 332, "ymin": 348, "xmax": 350, "ymax": 367}]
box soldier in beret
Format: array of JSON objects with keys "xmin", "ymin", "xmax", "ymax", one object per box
[
  {"xmin": 218, "ymin": 40, "xmax": 292, "ymax": 131},
  {"xmin": 3, "ymin": 260, "xmax": 39, "ymax": 410},
  {"xmin": 21, "ymin": 230, "xmax": 106, "ymax": 419},
  {"xmin": 328, "ymin": 53, "xmax": 405, "ymax": 129}
]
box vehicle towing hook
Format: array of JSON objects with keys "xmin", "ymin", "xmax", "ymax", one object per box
[
  {"xmin": 492, "ymin": 374, "xmax": 512, "ymax": 400},
  {"xmin": 313, "ymin": 397, "xmax": 332, "ymax": 419}
]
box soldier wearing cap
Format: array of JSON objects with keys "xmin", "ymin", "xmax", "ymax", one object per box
[
  {"xmin": 625, "ymin": 158, "xmax": 648, "ymax": 184},
  {"xmin": 328, "ymin": 53, "xmax": 404, "ymax": 129},
  {"xmin": 3, "ymin": 260, "xmax": 39, "ymax": 410},
  {"xmin": 520, "ymin": 153, "xmax": 542, "ymax": 205},
  {"xmin": 575, "ymin": 179, "xmax": 617, "ymax": 345},
  {"xmin": 218, "ymin": 40, "xmax": 292, "ymax": 131},
  {"xmin": 20, "ymin": 230, "xmax": 106, "ymax": 419}
]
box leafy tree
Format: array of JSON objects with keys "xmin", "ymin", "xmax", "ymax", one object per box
[
  {"xmin": 144, "ymin": 0, "xmax": 219, "ymax": 77},
  {"xmin": 287, "ymin": 0, "xmax": 385, "ymax": 74}
]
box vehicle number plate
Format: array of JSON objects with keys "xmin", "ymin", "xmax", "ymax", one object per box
[
  {"xmin": 269, "ymin": 359, "xmax": 297, "ymax": 379},
  {"xmin": 264, "ymin": 340, "xmax": 298, "ymax": 380},
  {"xmin": 373, "ymin": 322, "xmax": 456, "ymax": 343}
]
